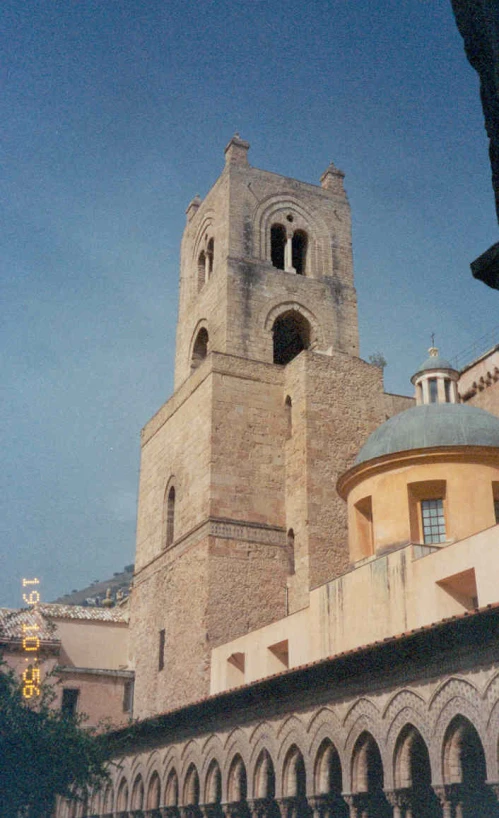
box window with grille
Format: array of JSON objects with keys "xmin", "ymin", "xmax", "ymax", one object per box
[{"xmin": 421, "ymin": 498, "xmax": 446, "ymax": 544}]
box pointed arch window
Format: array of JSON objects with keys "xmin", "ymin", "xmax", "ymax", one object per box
[
  {"xmin": 292, "ymin": 230, "xmax": 307, "ymax": 275},
  {"xmin": 207, "ymin": 238, "xmax": 214, "ymax": 277},
  {"xmin": 166, "ymin": 485, "xmax": 175, "ymax": 547},
  {"xmin": 192, "ymin": 327, "xmax": 209, "ymax": 369},
  {"xmin": 198, "ymin": 251, "xmax": 207, "ymax": 291},
  {"xmin": 271, "ymin": 224, "xmax": 286, "ymax": 270}
]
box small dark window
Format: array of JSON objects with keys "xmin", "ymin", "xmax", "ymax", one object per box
[
  {"xmin": 444, "ymin": 379, "xmax": 452, "ymax": 403},
  {"xmin": 429, "ymin": 378, "xmax": 438, "ymax": 403},
  {"xmin": 207, "ymin": 238, "xmax": 214, "ymax": 277},
  {"xmin": 285, "ymin": 395, "xmax": 292, "ymax": 438},
  {"xmin": 123, "ymin": 679, "xmax": 134, "ymax": 713},
  {"xmin": 158, "ymin": 629, "xmax": 166, "ymax": 671},
  {"xmin": 421, "ymin": 498, "xmax": 446, "ymax": 543},
  {"xmin": 61, "ymin": 688, "xmax": 79, "ymax": 717},
  {"xmin": 166, "ymin": 486, "xmax": 175, "ymax": 547},
  {"xmin": 198, "ymin": 251, "xmax": 206, "ymax": 290},
  {"xmin": 287, "ymin": 528, "xmax": 295, "ymax": 574},
  {"xmin": 292, "ymin": 230, "xmax": 307, "ymax": 275},
  {"xmin": 494, "ymin": 500, "xmax": 499, "ymax": 525},
  {"xmin": 271, "ymin": 224, "xmax": 286, "ymax": 270},
  {"xmin": 192, "ymin": 327, "xmax": 209, "ymax": 369}
]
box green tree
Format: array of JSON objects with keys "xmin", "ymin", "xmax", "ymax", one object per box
[{"xmin": 0, "ymin": 662, "xmax": 112, "ymax": 818}]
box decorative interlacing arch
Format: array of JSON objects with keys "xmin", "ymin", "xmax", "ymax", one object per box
[{"xmin": 83, "ymin": 672, "xmax": 499, "ymax": 816}]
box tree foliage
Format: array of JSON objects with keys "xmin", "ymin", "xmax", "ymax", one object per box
[{"xmin": 0, "ymin": 662, "xmax": 112, "ymax": 818}]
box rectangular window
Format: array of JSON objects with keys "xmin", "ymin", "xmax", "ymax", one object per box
[
  {"xmin": 444, "ymin": 379, "xmax": 451, "ymax": 403},
  {"xmin": 421, "ymin": 498, "xmax": 446, "ymax": 544},
  {"xmin": 61, "ymin": 688, "xmax": 79, "ymax": 717},
  {"xmin": 158, "ymin": 629, "xmax": 165, "ymax": 671},
  {"xmin": 123, "ymin": 679, "xmax": 134, "ymax": 713},
  {"xmin": 354, "ymin": 496, "xmax": 374, "ymax": 560},
  {"xmin": 495, "ymin": 499, "xmax": 499, "ymax": 525},
  {"xmin": 428, "ymin": 378, "xmax": 438, "ymax": 403}
]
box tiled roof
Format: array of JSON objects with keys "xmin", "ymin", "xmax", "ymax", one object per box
[
  {"xmin": 0, "ymin": 603, "xmax": 127, "ymax": 642},
  {"xmin": 0, "ymin": 607, "xmax": 60, "ymax": 642},
  {"xmin": 108, "ymin": 601, "xmax": 499, "ymax": 744},
  {"xmin": 37, "ymin": 603, "xmax": 128, "ymax": 623}
]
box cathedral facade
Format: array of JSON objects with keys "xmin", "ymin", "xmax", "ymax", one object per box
[{"xmin": 61, "ymin": 139, "xmax": 499, "ymax": 818}]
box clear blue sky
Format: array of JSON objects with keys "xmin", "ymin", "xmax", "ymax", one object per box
[{"xmin": 1, "ymin": 0, "xmax": 497, "ymax": 607}]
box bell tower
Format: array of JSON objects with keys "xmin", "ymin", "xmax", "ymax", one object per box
[
  {"xmin": 174, "ymin": 135, "xmax": 359, "ymax": 389},
  {"xmin": 129, "ymin": 139, "xmax": 398, "ymax": 718}
]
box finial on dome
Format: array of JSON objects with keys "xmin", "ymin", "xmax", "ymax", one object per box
[{"xmin": 102, "ymin": 588, "xmax": 114, "ymax": 608}]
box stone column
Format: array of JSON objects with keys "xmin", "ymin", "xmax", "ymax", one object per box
[
  {"xmin": 284, "ymin": 235, "xmax": 294, "ymax": 273},
  {"xmin": 385, "ymin": 790, "xmax": 402, "ymax": 818},
  {"xmin": 489, "ymin": 782, "xmax": 499, "ymax": 802}
]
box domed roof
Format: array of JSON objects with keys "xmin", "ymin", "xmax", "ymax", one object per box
[
  {"xmin": 355, "ymin": 403, "xmax": 499, "ymax": 465},
  {"xmin": 417, "ymin": 353, "xmax": 454, "ymax": 372}
]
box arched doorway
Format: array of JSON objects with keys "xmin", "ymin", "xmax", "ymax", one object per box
[{"xmin": 272, "ymin": 311, "xmax": 311, "ymax": 365}]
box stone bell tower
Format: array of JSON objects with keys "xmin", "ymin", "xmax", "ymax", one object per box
[
  {"xmin": 129, "ymin": 138, "xmax": 401, "ymax": 719},
  {"xmin": 174, "ymin": 134, "xmax": 359, "ymax": 389}
]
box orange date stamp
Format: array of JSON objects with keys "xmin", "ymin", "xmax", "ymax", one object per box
[{"xmin": 21, "ymin": 578, "xmax": 41, "ymax": 699}]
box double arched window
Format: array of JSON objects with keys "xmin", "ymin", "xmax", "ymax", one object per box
[
  {"xmin": 270, "ymin": 221, "xmax": 308, "ymax": 275},
  {"xmin": 197, "ymin": 236, "xmax": 215, "ymax": 290}
]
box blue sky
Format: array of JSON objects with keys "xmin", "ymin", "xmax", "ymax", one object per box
[{"xmin": 1, "ymin": 0, "xmax": 497, "ymax": 607}]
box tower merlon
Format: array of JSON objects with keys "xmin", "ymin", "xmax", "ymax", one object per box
[{"xmin": 224, "ymin": 133, "xmax": 250, "ymax": 167}]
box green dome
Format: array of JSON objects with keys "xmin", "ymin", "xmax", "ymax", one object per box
[{"xmin": 355, "ymin": 403, "xmax": 499, "ymax": 465}]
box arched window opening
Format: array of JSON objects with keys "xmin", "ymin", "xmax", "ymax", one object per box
[
  {"xmin": 205, "ymin": 760, "xmax": 222, "ymax": 805},
  {"xmin": 394, "ymin": 725, "xmax": 440, "ymax": 817},
  {"xmin": 254, "ymin": 750, "xmax": 276, "ymax": 799},
  {"xmin": 131, "ymin": 775, "xmax": 144, "ymax": 810},
  {"xmin": 166, "ymin": 486, "xmax": 175, "ymax": 548},
  {"xmin": 184, "ymin": 764, "xmax": 200, "ymax": 805},
  {"xmin": 287, "ymin": 529, "xmax": 295, "ymax": 575},
  {"xmin": 102, "ymin": 784, "xmax": 113, "ymax": 814},
  {"xmin": 192, "ymin": 327, "xmax": 209, "ymax": 369},
  {"xmin": 283, "ymin": 745, "xmax": 306, "ymax": 799},
  {"xmin": 314, "ymin": 739, "xmax": 343, "ymax": 796},
  {"xmin": 146, "ymin": 772, "xmax": 161, "ymax": 810},
  {"xmin": 272, "ymin": 311, "xmax": 311, "ymax": 366},
  {"xmin": 444, "ymin": 716, "xmax": 487, "ymax": 791},
  {"xmin": 352, "ymin": 733, "xmax": 390, "ymax": 817},
  {"xmin": 271, "ymin": 224, "xmax": 286, "ymax": 270},
  {"xmin": 116, "ymin": 778, "xmax": 128, "ymax": 813},
  {"xmin": 285, "ymin": 395, "xmax": 292, "ymax": 439},
  {"xmin": 198, "ymin": 251, "xmax": 207, "ymax": 291},
  {"xmin": 207, "ymin": 238, "xmax": 214, "ymax": 278},
  {"xmin": 443, "ymin": 715, "xmax": 495, "ymax": 813},
  {"xmin": 228, "ymin": 755, "xmax": 247, "ymax": 803},
  {"xmin": 292, "ymin": 230, "xmax": 307, "ymax": 275},
  {"xmin": 165, "ymin": 769, "xmax": 179, "ymax": 806}
]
